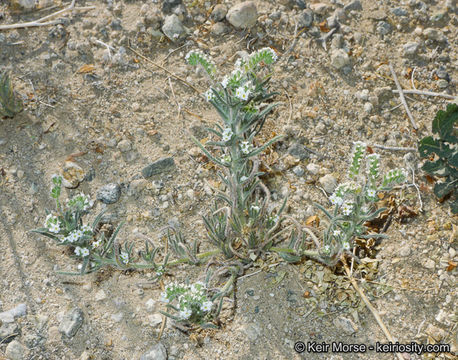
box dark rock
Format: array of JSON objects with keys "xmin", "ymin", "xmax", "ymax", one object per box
[
  {"xmin": 162, "ymin": 0, "xmax": 182, "ymax": 14},
  {"xmin": 58, "ymin": 308, "xmax": 84, "ymax": 338},
  {"xmin": 344, "ymin": 0, "xmax": 362, "ymax": 12},
  {"xmin": 296, "ymin": 9, "xmax": 313, "ymax": 28},
  {"xmin": 96, "ymin": 183, "xmax": 121, "ymax": 204},
  {"xmin": 211, "ymin": 4, "xmax": 227, "ymax": 22},
  {"xmin": 391, "ymin": 7, "xmax": 408, "ymax": 16},
  {"xmin": 142, "ymin": 158, "xmax": 175, "ymax": 178},
  {"xmin": 288, "ymin": 143, "xmax": 310, "ymax": 160}
]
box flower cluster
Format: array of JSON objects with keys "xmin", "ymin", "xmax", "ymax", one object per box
[
  {"xmin": 44, "ymin": 214, "xmax": 61, "ymax": 234},
  {"xmin": 74, "ymin": 246, "xmax": 90, "ymax": 257},
  {"xmin": 348, "ymin": 141, "xmax": 366, "ymax": 179},
  {"xmin": 382, "ymin": 168, "xmax": 407, "ymax": 189},
  {"xmin": 119, "ymin": 251, "xmax": 129, "ymax": 264},
  {"xmin": 66, "ymin": 193, "xmax": 93, "ymax": 212},
  {"xmin": 240, "ymin": 141, "xmax": 253, "ymax": 155},
  {"xmin": 160, "ymin": 281, "xmax": 213, "ymax": 322},
  {"xmin": 185, "ymin": 50, "xmax": 216, "ymax": 77},
  {"xmin": 204, "ymin": 88, "xmax": 215, "ymax": 102},
  {"xmin": 222, "ymin": 128, "xmax": 233, "ymax": 142}
]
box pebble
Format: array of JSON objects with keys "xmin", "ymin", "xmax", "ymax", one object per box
[
  {"xmin": 402, "ymin": 42, "xmax": 419, "ymax": 57},
  {"xmin": 162, "ymin": 14, "xmax": 186, "ymax": 42},
  {"xmin": 148, "ymin": 314, "xmax": 163, "ymax": 327},
  {"xmin": 310, "ymin": 3, "xmax": 328, "ymax": 15},
  {"xmin": 61, "ymin": 161, "xmax": 85, "ymax": 188},
  {"xmin": 399, "ymin": 245, "xmax": 411, "ymax": 257},
  {"xmin": 0, "ymin": 322, "xmax": 19, "ymax": 343},
  {"xmin": 330, "ymin": 49, "xmax": 350, "ymax": 70},
  {"xmin": 112, "ymin": 46, "xmax": 128, "ymax": 66},
  {"xmin": 423, "ymin": 28, "xmax": 444, "ymax": 41},
  {"xmin": 376, "ymin": 21, "xmax": 392, "ymax": 36},
  {"xmin": 95, "ymin": 289, "xmax": 107, "ymax": 302},
  {"xmin": 111, "ymin": 312, "xmax": 123, "ymax": 323},
  {"xmin": 140, "ymin": 342, "xmax": 168, "ymax": 360},
  {"xmin": 296, "ymin": 9, "xmax": 314, "ymax": 28},
  {"xmin": 293, "ymin": 165, "xmax": 305, "ymax": 177},
  {"xmin": 145, "ymin": 298, "xmax": 157, "ymax": 313},
  {"xmin": 343, "ymin": 0, "xmax": 362, "ymax": 12},
  {"xmin": 211, "ymin": 22, "xmax": 228, "ymax": 36},
  {"xmin": 306, "ymin": 163, "xmax": 320, "ymax": 175},
  {"xmin": 162, "ymin": 0, "xmax": 182, "ymax": 14},
  {"xmin": 288, "ymin": 143, "xmax": 309, "ymax": 160},
  {"xmin": 96, "ymin": 183, "xmax": 121, "ymax": 204},
  {"xmin": 117, "ymin": 139, "xmax": 132, "ymax": 153},
  {"xmin": 319, "ymin": 174, "xmax": 337, "ymax": 194},
  {"xmin": 226, "ymin": 1, "xmax": 258, "ymax": 29},
  {"xmin": 128, "ymin": 179, "xmax": 148, "ymax": 197},
  {"xmin": 333, "ymin": 317, "xmax": 358, "ymax": 335},
  {"xmin": 211, "ymin": 4, "xmax": 227, "ymax": 22},
  {"xmin": 424, "ymin": 259, "xmax": 435, "ymax": 269},
  {"xmin": 363, "ymin": 102, "xmax": 373, "ymax": 113},
  {"xmin": 5, "ymin": 339, "xmax": 25, "ymax": 360},
  {"xmin": 242, "ymin": 323, "xmax": 261, "ymax": 341},
  {"xmin": 0, "ymin": 303, "xmax": 27, "ymax": 323},
  {"xmin": 59, "ymin": 308, "xmax": 84, "ymax": 338},
  {"xmin": 391, "ymin": 7, "xmax": 408, "ymax": 17},
  {"xmin": 11, "ymin": 0, "xmax": 35, "ymax": 10},
  {"xmin": 142, "ymin": 157, "xmax": 175, "ymax": 178},
  {"xmin": 437, "ymin": 79, "xmax": 448, "ymax": 89}
]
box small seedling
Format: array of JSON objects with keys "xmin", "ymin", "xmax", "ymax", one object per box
[{"xmin": 0, "ymin": 71, "xmax": 23, "ymax": 118}]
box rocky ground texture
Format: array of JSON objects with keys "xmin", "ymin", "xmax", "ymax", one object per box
[{"xmin": 0, "ymin": 0, "xmax": 457, "ymax": 359}]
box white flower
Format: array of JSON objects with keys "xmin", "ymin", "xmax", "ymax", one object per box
[
  {"xmin": 221, "ymin": 128, "xmax": 233, "ymax": 142},
  {"xmin": 160, "ymin": 292, "xmax": 169, "ymax": 303},
  {"xmin": 45, "ymin": 214, "xmax": 61, "ymax": 233},
  {"xmin": 329, "ymin": 193, "xmax": 344, "ymax": 206},
  {"xmin": 342, "ymin": 240, "xmax": 350, "ymax": 250},
  {"xmin": 235, "ymin": 86, "xmax": 246, "ymax": 100},
  {"xmin": 322, "ymin": 245, "xmax": 331, "ymax": 255},
  {"xmin": 119, "ymin": 251, "xmax": 129, "ymax": 264},
  {"xmin": 341, "ymin": 201, "xmax": 354, "ymax": 216},
  {"xmin": 81, "ymin": 224, "xmax": 93, "ymax": 234},
  {"xmin": 259, "ymin": 47, "xmax": 278, "ymax": 62},
  {"xmin": 251, "ymin": 205, "xmax": 260, "ymax": 212},
  {"xmin": 201, "ymin": 301, "xmax": 213, "ymax": 312},
  {"xmin": 333, "ymin": 230, "xmax": 341, "ymax": 237},
  {"xmin": 235, "ymin": 58, "xmax": 244, "ymax": 69},
  {"xmin": 179, "ymin": 308, "xmax": 192, "ymax": 320},
  {"xmin": 81, "ymin": 248, "xmax": 90, "ymax": 257},
  {"xmin": 92, "ymin": 239, "xmax": 102, "ymax": 248},
  {"xmin": 240, "ymin": 141, "xmax": 252, "ymax": 154},
  {"xmin": 74, "ymin": 246, "xmax": 84, "ymax": 256},
  {"xmin": 366, "ymin": 188, "xmax": 377, "ymax": 198},
  {"xmin": 240, "ymin": 176, "xmax": 248, "ymax": 182},
  {"xmin": 221, "ymin": 76, "xmax": 229, "ymax": 88},
  {"xmin": 204, "ymin": 89, "xmax": 214, "ymax": 102}
]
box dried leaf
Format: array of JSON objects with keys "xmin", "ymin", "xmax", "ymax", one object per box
[
  {"xmin": 319, "ymin": 20, "xmax": 330, "ymax": 32},
  {"xmin": 305, "ymin": 215, "xmax": 320, "ymax": 227},
  {"xmin": 446, "ymin": 261, "xmax": 456, "ymax": 272},
  {"xmin": 77, "ymin": 64, "xmax": 96, "ymax": 74}
]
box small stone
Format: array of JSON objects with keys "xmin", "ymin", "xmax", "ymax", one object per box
[
  {"xmin": 344, "ymin": 0, "xmax": 362, "ymax": 12},
  {"xmin": 226, "ymin": 1, "xmax": 258, "ymax": 29},
  {"xmin": 423, "ymin": 28, "xmax": 444, "ymax": 41},
  {"xmin": 5, "ymin": 340, "xmax": 25, "ymax": 360},
  {"xmin": 128, "ymin": 179, "xmax": 148, "ymax": 197},
  {"xmin": 10, "ymin": 0, "xmax": 35, "ymax": 11},
  {"xmin": 162, "ymin": 0, "xmax": 182, "ymax": 14},
  {"xmin": 242, "ymin": 323, "xmax": 261, "ymax": 341},
  {"xmin": 293, "ymin": 166, "xmax": 305, "ymax": 177},
  {"xmin": 0, "ymin": 304, "xmax": 27, "ymax": 323},
  {"xmin": 96, "ymin": 183, "xmax": 121, "ymax": 204},
  {"xmin": 399, "ymin": 245, "xmax": 411, "ymax": 257},
  {"xmin": 288, "ymin": 143, "xmax": 309, "ymax": 160},
  {"xmin": 0, "ymin": 322, "xmax": 18, "ymax": 343},
  {"xmin": 363, "ymin": 102, "xmax": 373, "ymax": 113},
  {"xmin": 145, "ymin": 299, "xmax": 157, "ymax": 313},
  {"xmin": 296, "ymin": 9, "xmax": 313, "ymax": 28},
  {"xmin": 140, "ymin": 342, "xmax": 168, "ymax": 360},
  {"xmin": 449, "ymin": 247, "xmax": 456, "ymax": 258},
  {"xmin": 148, "ymin": 314, "xmax": 163, "ymax": 327},
  {"xmin": 111, "ymin": 312, "xmax": 123, "ymax": 323},
  {"xmin": 310, "ymin": 3, "xmax": 328, "ymax": 15},
  {"xmin": 185, "ymin": 189, "xmax": 195, "ymax": 200},
  {"xmin": 391, "ymin": 7, "xmax": 408, "ymax": 17},
  {"xmin": 211, "ymin": 4, "xmax": 227, "ymax": 22},
  {"xmin": 142, "ymin": 157, "xmax": 175, "ymax": 178},
  {"xmin": 376, "ymin": 21, "xmax": 392, "ymax": 36},
  {"xmin": 333, "ymin": 317, "xmax": 358, "ymax": 335},
  {"xmin": 117, "ymin": 139, "xmax": 132, "ymax": 153},
  {"xmin": 59, "ymin": 308, "xmax": 84, "ymax": 338},
  {"xmin": 61, "ymin": 161, "xmax": 85, "ymax": 188},
  {"xmin": 424, "ymin": 259, "xmax": 435, "ymax": 269},
  {"xmin": 402, "ymin": 42, "xmax": 419, "ymax": 57},
  {"xmin": 95, "ymin": 289, "xmax": 107, "ymax": 302},
  {"xmin": 330, "ymin": 49, "xmax": 350, "ymax": 69},
  {"xmin": 319, "ymin": 174, "xmax": 337, "ymax": 194},
  {"xmin": 211, "ymin": 22, "xmax": 228, "ymax": 36},
  {"xmin": 306, "ymin": 163, "xmax": 320, "ymax": 175},
  {"xmin": 437, "ymin": 79, "xmax": 448, "ymax": 89},
  {"xmin": 162, "ymin": 14, "xmax": 186, "ymax": 42},
  {"xmin": 112, "ymin": 46, "xmax": 128, "ymax": 66}
]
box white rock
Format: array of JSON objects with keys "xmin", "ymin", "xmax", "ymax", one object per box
[
  {"xmin": 145, "ymin": 298, "xmax": 157, "ymax": 313},
  {"xmin": 330, "ymin": 49, "xmax": 350, "ymax": 69},
  {"xmin": 319, "ymin": 174, "xmax": 338, "ymax": 193},
  {"xmin": 95, "ymin": 289, "xmax": 107, "ymax": 302},
  {"xmin": 5, "ymin": 340, "xmax": 25, "ymax": 360},
  {"xmin": 306, "ymin": 163, "xmax": 320, "ymax": 175},
  {"xmin": 148, "ymin": 314, "xmax": 163, "ymax": 327},
  {"xmin": 117, "ymin": 139, "xmax": 132, "ymax": 153},
  {"xmin": 111, "ymin": 312, "xmax": 124, "ymax": 323},
  {"xmin": 226, "ymin": 1, "xmax": 258, "ymax": 29},
  {"xmin": 403, "ymin": 42, "xmax": 419, "ymax": 56},
  {"xmin": 162, "ymin": 14, "xmax": 186, "ymax": 42}
]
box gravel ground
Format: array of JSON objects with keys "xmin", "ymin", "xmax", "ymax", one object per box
[{"xmin": 0, "ymin": 0, "xmax": 457, "ymax": 359}]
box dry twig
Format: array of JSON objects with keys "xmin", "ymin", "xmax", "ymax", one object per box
[
  {"xmin": 168, "ymin": 77, "xmax": 182, "ymax": 119},
  {"xmin": 372, "ymin": 144, "xmax": 416, "ymax": 152},
  {"xmin": 342, "ymin": 257, "xmax": 404, "ymax": 360},
  {"xmin": 393, "ymin": 89, "xmax": 456, "ymax": 100},
  {"xmin": 0, "ymin": 0, "xmax": 95, "ymax": 30},
  {"xmin": 389, "ymin": 61, "xmax": 418, "ymax": 130}
]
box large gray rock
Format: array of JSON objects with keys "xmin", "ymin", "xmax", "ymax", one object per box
[
  {"xmin": 142, "ymin": 158, "xmax": 175, "ymax": 178},
  {"xmin": 140, "ymin": 342, "xmax": 168, "ymax": 360},
  {"xmin": 0, "ymin": 322, "xmax": 19, "ymax": 343},
  {"xmin": 0, "ymin": 304, "xmax": 27, "ymax": 323},
  {"xmin": 162, "ymin": 14, "xmax": 186, "ymax": 42},
  {"xmin": 330, "ymin": 49, "xmax": 350, "ymax": 69},
  {"xmin": 226, "ymin": 1, "xmax": 258, "ymax": 29},
  {"xmin": 5, "ymin": 340, "xmax": 26, "ymax": 360},
  {"xmin": 59, "ymin": 308, "xmax": 84, "ymax": 338}
]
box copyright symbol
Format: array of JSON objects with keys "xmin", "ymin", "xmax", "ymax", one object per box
[{"xmin": 294, "ymin": 341, "xmax": 306, "ymax": 353}]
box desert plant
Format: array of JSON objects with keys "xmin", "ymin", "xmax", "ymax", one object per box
[
  {"xmin": 186, "ymin": 48, "xmax": 297, "ymax": 263},
  {"xmin": 0, "ymin": 71, "xmax": 23, "ymax": 118},
  {"xmin": 284, "ymin": 142, "xmax": 407, "ymax": 266},
  {"xmin": 418, "ymin": 103, "xmax": 458, "ymax": 213}
]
